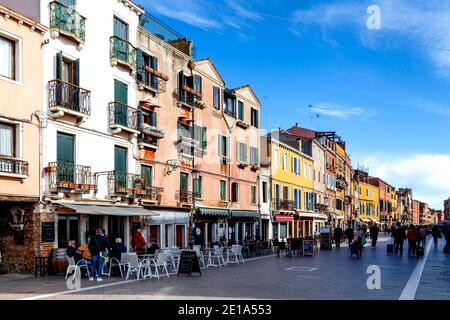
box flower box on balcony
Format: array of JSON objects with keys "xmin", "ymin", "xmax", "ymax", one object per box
[
  {"xmin": 57, "ymin": 181, "xmax": 69, "ymax": 188},
  {"xmin": 143, "ymin": 66, "xmax": 169, "ymax": 81},
  {"xmin": 182, "ymin": 85, "xmax": 202, "ymax": 98},
  {"xmin": 68, "ymin": 182, "xmax": 77, "ymax": 189},
  {"xmin": 238, "ymin": 162, "xmax": 248, "ymax": 169},
  {"xmin": 44, "ymin": 166, "xmax": 57, "ymax": 173}
]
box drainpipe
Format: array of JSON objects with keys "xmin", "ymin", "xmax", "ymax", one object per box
[{"xmin": 32, "ymin": 111, "xmax": 47, "ymax": 206}]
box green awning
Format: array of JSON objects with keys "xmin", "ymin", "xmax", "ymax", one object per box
[
  {"xmin": 196, "ymin": 207, "xmax": 230, "ymax": 217},
  {"xmin": 231, "ymin": 210, "xmax": 259, "ymax": 218}
]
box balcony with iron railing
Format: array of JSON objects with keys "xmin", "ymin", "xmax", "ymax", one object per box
[
  {"xmin": 106, "ymin": 171, "xmax": 147, "ymax": 198},
  {"xmin": 273, "ymin": 199, "xmax": 295, "ymax": 211},
  {"xmin": 139, "ymin": 13, "xmax": 193, "ymax": 57},
  {"xmin": 108, "ymin": 102, "xmax": 140, "ymax": 135},
  {"xmin": 316, "ymin": 203, "xmax": 329, "ymax": 212},
  {"xmin": 175, "ymin": 189, "xmax": 193, "ymax": 206},
  {"xmin": 48, "ymin": 79, "xmax": 91, "ymax": 122},
  {"xmin": 45, "ymin": 162, "xmax": 95, "ymax": 194},
  {"xmin": 110, "ymin": 36, "xmax": 137, "ymax": 70},
  {"xmin": 177, "ymin": 86, "xmax": 204, "ymax": 110},
  {"xmin": 49, "ymin": 1, "xmax": 86, "ymax": 45},
  {"xmin": 0, "ymin": 157, "xmax": 28, "ymax": 178}
]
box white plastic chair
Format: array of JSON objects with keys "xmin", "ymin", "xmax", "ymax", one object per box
[
  {"xmin": 210, "ymin": 246, "xmax": 226, "ymax": 267},
  {"xmin": 125, "ymin": 253, "xmax": 148, "ymax": 280},
  {"xmin": 193, "ymin": 246, "xmax": 206, "ymax": 269},
  {"xmin": 154, "ymin": 252, "xmax": 170, "ymax": 279},
  {"xmin": 228, "ymin": 245, "xmax": 245, "ymax": 264},
  {"xmin": 65, "ymin": 255, "xmax": 90, "ymax": 280},
  {"xmin": 107, "ymin": 252, "xmax": 125, "ymax": 278}
]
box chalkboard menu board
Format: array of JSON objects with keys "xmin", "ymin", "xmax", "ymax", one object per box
[
  {"xmin": 178, "ymin": 250, "xmax": 201, "ymax": 277},
  {"xmin": 42, "ymin": 222, "xmax": 55, "ymax": 242},
  {"xmin": 320, "ymin": 232, "xmax": 332, "ymax": 250},
  {"xmin": 302, "ymin": 240, "xmax": 315, "ymax": 256}
]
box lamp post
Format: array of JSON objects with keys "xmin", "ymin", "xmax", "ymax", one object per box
[{"xmin": 189, "ymin": 169, "xmax": 200, "ymax": 248}]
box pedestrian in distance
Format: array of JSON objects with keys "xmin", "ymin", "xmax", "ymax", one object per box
[
  {"xmin": 407, "ymin": 224, "xmax": 417, "ymax": 256},
  {"xmin": 420, "ymin": 226, "xmax": 427, "ymax": 247},
  {"xmin": 345, "ymin": 226, "xmax": 354, "ymax": 244},
  {"xmin": 393, "ymin": 222, "xmax": 406, "ymax": 256},
  {"xmin": 431, "ymin": 224, "xmax": 441, "ymax": 247},
  {"xmin": 443, "ymin": 223, "xmax": 450, "ymax": 253},
  {"xmin": 334, "ymin": 225, "xmax": 343, "ymax": 249},
  {"xmin": 370, "ymin": 224, "xmax": 380, "ymax": 248},
  {"xmin": 131, "ymin": 228, "xmax": 147, "ymax": 255},
  {"xmin": 353, "ymin": 225, "xmax": 364, "ymax": 259}
]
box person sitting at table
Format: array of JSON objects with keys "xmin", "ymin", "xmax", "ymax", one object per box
[
  {"xmin": 148, "ymin": 240, "xmax": 160, "ymax": 254},
  {"xmin": 77, "ymin": 243, "xmax": 92, "ymax": 262},
  {"xmin": 67, "ymin": 240, "xmax": 91, "ymax": 277},
  {"xmin": 111, "ymin": 238, "xmax": 127, "ymax": 261}
]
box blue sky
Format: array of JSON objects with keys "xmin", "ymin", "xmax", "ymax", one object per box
[{"xmin": 141, "ymin": 0, "xmax": 450, "ymax": 209}]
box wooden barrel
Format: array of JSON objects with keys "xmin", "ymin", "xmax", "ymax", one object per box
[{"xmin": 50, "ymin": 248, "xmax": 67, "ymax": 275}]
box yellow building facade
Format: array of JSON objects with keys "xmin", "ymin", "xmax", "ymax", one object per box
[
  {"xmin": 270, "ymin": 136, "xmax": 315, "ymax": 239},
  {"xmin": 358, "ymin": 182, "xmax": 380, "ymax": 225}
]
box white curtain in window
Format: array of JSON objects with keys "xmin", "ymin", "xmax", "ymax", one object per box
[
  {"xmin": 0, "ymin": 123, "xmax": 13, "ymax": 156},
  {"xmin": 0, "ymin": 37, "xmax": 13, "ymax": 79}
]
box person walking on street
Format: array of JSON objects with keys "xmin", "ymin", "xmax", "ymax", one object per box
[
  {"xmin": 420, "ymin": 226, "xmax": 427, "ymax": 247},
  {"xmin": 431, "ymin": 224, "xmax": 441, "ymax": 247},
  {"xmin": 362, "ymin": 224, "xmax": 368, "ymax": 238},
  {"xmin": 88, "ymin": 228, "xmax": 111, "ymax": 282},
  {"xmin": 393, "ymin": 222, "xmax": 406, "ymax": 256},
  {"xmin": 345, "ymin": 227, "xmax": 354, "ymax": 244},
  {"xmin": 334, "ymin": 225, "xmax": 343, "ymax": 248},
  {"xmin": 443, "ymin": 223, "xmax": 450, "ymax": 253},
  {"xmin": 354, "ymin": 225, "xmax": 364, "ymax": 259},
  {"xmin": 370, "ymin": 224, "xmax": 380, "ymax": 248},
  {"xmin": 407, "ymin": 224, "xmax": 417, "ymax": 256}
]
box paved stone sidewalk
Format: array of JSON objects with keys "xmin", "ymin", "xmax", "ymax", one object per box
[{"xmin": 0, "ymin": 236, "xmax": 447, "ymax": 300}]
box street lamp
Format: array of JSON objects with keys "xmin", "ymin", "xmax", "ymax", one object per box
[{"xmin": 189, "ymin": 169, "xmax": 200, "ymax": 248}]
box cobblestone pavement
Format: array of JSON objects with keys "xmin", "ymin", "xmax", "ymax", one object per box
[{"xmin": 0, "ymin": 236, "xmax": 448, "ymax": 300}]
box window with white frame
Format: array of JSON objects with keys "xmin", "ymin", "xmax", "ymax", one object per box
[
  {"xmin": 274, "ymin": 149, "xmax": 279, "ymax": 168},
  {"xmin": 283, "ymin": 152, "xmax": 288, "ymax": 171},
  {"xmin": 250, "ymin": 146, "xmax": 259, "ymax": 166},
  {"xmin": 292, "ymin": 157, "xmax": 300, "ymax": 174},
  {"xmin": 0, "ymin": 35, "xmax": 17, "ymax": 80},
  {"xmin": 237, "ymin": 141, "xmax": 247, "ymax": 163},
  {"xmin": 304, "ymin": 162, "xmax": 308, "ymax": 177},
  {"xmin": 218, "ymin": 134, "xmax": 230, "ymax": 158}
]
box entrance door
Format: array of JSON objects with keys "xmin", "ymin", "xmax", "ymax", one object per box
[
  {"xmin": 207, "ymin": 223, "xmax": 213, "ymax": 245},
  {"xmin": 58, "ymin": 215, "xmax": 79, "ymax": 248},
  {"xmin": 57, "ymin": 132, "xmax": 75, "ymax": 183},
  {"xmin": 88, "ymin": 215, "xmax": 102, "ymax": 239},
  {"xmin": 175, "ymin": 225, "xmax": 184, "ymax": 248},
  {"xmin": 108, "ymin": 216, "xmax": 124, "ymax": 243},
  {"xmin": 150, "ymin": 225, "xmax": 160, "ymax": 244},
  {"xmin": 194, "ymin": 223, "xmax": 204, "ymax": 246}
]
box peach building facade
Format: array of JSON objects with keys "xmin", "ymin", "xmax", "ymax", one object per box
[
  {"xmin": 136, "ymin": 21, "xmax": 260, "ymax": 248},
  {"xmin": 0, "ymin": 5, "xmax": 47, "ymax": 273}
]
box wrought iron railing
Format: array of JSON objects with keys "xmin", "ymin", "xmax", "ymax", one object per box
[
  {"xmin": 108, "ymin": 102, "xmax": 139, "ymax": 131},
  {"xmin": 48, "ymin": 79, "xmax": 91, "ymax": 115},
  {"xmin": 0, "ymin": 157, "xmax": 28, "ymax": 176},
  {"xmin": 176, "ymin": 189, "xmax": 193, "ymax": 204},
  {"xmin": 273, "ymin": 199, "xmax": 295, "ymax": 211},
  {"xmin": 49, "ymin": 1, "xmax": 86, "ymax": 43},
  {"xmin": 140, "ymin": 186, "xmax": 164, "ymax": 202},
  {"xmin": 110, "ymin": 36, "xmax": 136, "ymax": 68},
  {"xmin": 107, "ymin": 171, "xmax": 140, "ymax": 196},
  {"xmin": 139, "ymin": 13, "xmax": 192, "ymax": 56},
  {"xmin": 139, "ymin": 134, "xmax": 158, "ymax": 147},
  {"xmin": 46, "ymin": 162, "xmax": 95, "ymax": 192}
]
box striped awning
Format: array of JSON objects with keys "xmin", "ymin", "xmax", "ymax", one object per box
[
  {"xmin": 231, "ymin": 210, "xmax": 259, "ymax": 218},
  {"xmin": 196, "ymin": 207, "xmax": 230, "ymax": 217},
  {"xmin": 274, "ymin": 214, "xmax": 294, "ymax": 222}
]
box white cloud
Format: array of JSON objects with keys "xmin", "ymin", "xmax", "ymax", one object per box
[
  {"xmin": 291, "ymin": 0, "xmax": 450, "ymax": 78},
  {"xmin": 353, "ymin": 153, "xmax": 450, "ymax": 209},
  {"xmin": 307, "ymin": 102, "xmax": 377, "ymax": 120},
  {"xmin": 142, "ymin": 0, "xmax": 263, "ymax": 31},
  {"xmin": 408, "ymin": 97, "xmax": 450, "ymax": 117}
]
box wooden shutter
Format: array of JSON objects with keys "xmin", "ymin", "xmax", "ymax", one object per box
[
  {"xmin": 194, "ymin": 74, "xmax": 202, "ymax": 93},
  {"xmin": 114, "ymin": 146, "xmax": 127, "ymax": 173},
  {"xmin": 72, "ymin": 58, "xmax": 80, "ymax": 86},
  {"xmin": 150, "ymin": 56, "xmax": 158, "ymax": 89},
  {"xmin": 56, "ymin": 52, "xmax": 63, "ymax": 80},
  {"xmin": 57, "ymin": 132, "xmax": 75, "ymax": 164},
  {"xmin": 136, "ymin": 49, "xmax": 143, "ymax": 82},
  {"xmin": 150, "ymin": 111, "xmax": 157, "ymax": 127},
  {"xmin": 202, "ymin": 127, "xmax": 207, "ymax": 149},
  {"xmin": 218, "ymin": 134, "xmax": 223, "ymax": 156},
  {"xmin": 226, "ymin": 136, "xmax": 230, "ymax": 158}
]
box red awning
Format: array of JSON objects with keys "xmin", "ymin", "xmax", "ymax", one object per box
[{"xmin": 274, "ymin": 214, "xmax": 294, "ymax": 222}]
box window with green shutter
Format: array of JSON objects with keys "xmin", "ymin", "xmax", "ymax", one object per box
[
  {"xmin": 114, "ymin": 79, "xmax": 128, "ymax": 126},
  {"xmin": 141, "ymin": 165, "xmax": 153, "ymax": 188},
  {"xmin": 237, "ymin": 141, "xmax": 247, "ymax": 163},
  {"xmin": 57, "ymin": 132, "xmax": 75, "ymax": 183},
  {"xmin": 251, "ymin": 185, "xmax": 257, "ymax": 205},
  {"xmin": 250, "ymin": 146, "xmax": 259, "ymax": 166},
  {"xmin": 220, "ymin": 180, "xmax": 226, "ymax": 201},
  {"xmin": 238, "ymin": 101, "xmax": 244, "ymax": 121},
  {"xmin": 213, "ymin": 86, "xmax": 220, "ymax": 110},
  {"xmin": 193, "ymin": 176, "xmax": 202, "ymax": 199}
]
